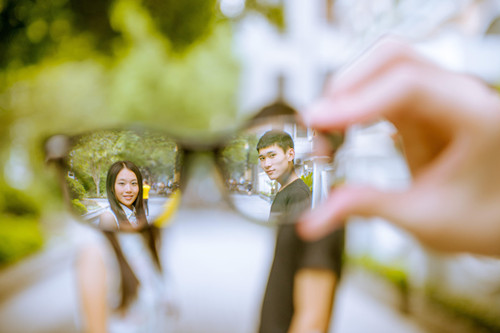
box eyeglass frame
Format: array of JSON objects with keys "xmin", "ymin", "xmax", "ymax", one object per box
[{"xmin": 44, "ymin": 112, "xmax": 344, "ymax": 231}]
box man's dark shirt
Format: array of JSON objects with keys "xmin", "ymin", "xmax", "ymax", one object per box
[{"xmin": 258, "ymin": 178, "xmax": 344, "ymax": 333}]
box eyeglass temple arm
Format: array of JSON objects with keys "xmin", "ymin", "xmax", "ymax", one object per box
[{"xmin": 44, "ymin": 135, "xmax": 73, "ymax": 208}]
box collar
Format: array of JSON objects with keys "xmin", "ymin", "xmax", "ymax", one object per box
[{"xmin": 119, "ymin": 203, "xmax": 137, "ymax": 225}]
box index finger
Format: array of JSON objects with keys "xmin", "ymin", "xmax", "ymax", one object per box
[{"xmin": 325, "ymin": 36, "xmax": 433, "ymax": 98}]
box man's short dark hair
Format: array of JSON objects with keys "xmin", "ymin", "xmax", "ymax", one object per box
[{"xmin": 257, "ymin": 130, "xmax": 294, "ymax": 153}]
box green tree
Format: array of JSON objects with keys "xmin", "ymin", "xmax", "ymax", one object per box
[
  {"xmin": 0, "ymin": 0, "xmax": 117, "ymax": 68},
  {"xmin": 142, "ymin": 0, "xmax": 218, "ymax": 53},
  {"xmin": 68, "ymin": 129, "xmax": 178, "ymax": 197},
  {"xmin": 0, "ymin": 0, "xmax": 234, "ymax": 68},
  {"xmin": 220, "ymin": 134, "xmax": 259, "ymax": 179},
  {"xmin": 70, "ymin": 130, "xmax": 120, "ymax": 197},
  {"xmin": 114, "ymin": 130, "xmax": 177, "ymax": 182}
]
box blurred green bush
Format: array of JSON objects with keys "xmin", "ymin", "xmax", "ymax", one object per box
[
  {"xmin": 352, "ymin": 254, "xmax": 500, "ymax": 330},
  {"xmin": 0, "ymin": 182, "xmax": 44, "ymax": 267},
  {"xmin": 426, "ymin": 288, "xmax": 500, "ymax": 331},
  {"xmin": 0, "ymin": 215, "xmax": 43, "ymax": 267},
  {"xmin": 71, "ymin": 199, "xmax": 88, "ymax": 215},
  {"xmin": 353, "ymin": 254, "xmax": 408, "ymax": 293},
  {"xmin": 66, "ymin": 176, "xmax": 87, "ymax": 200},
  {"xmin": 0, "ymin": 183, "xmax": 40, "ymax": 217}
]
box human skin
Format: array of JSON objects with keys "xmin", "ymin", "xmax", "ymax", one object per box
[
  {"xmin": 258, "ymin": 144, "xmax": 296, "ymax": 186},
  {"xmin": 297, "ymin": 37, "xmax": 500, "ymax": 256},
  {"xmin": 77, "ymin": 244, "xmax": 108, "ymax": 333},
  {"xmin": 114, "ymin": 168, "xmax": 139, "ymax": 209},
  {"xmin": 288, "ymin": 269, "xmax": 337, "ymax": 333}
]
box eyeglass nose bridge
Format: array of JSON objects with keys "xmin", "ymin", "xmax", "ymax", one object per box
[
  {"xmin": 176, "ymin": 149, "xmax": 234, "ymax": 209},
  {"xmin": 44, "ymin": 134, "xmax": 82, "ymax": 218}
]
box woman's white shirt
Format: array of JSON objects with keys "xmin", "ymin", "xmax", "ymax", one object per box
[{"xmin": 73, "ymin": 208, "xmax": 173, "ymax": 333}]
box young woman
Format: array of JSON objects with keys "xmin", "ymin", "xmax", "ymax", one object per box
[
  {"xmin": 75, "ymin": 161, "xmax": 176, "ymax": 333},
  {"xmin": 99, "ymin": 160, "xmax": 148, "ymax": 231}
]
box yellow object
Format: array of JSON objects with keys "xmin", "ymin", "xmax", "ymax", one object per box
[
  {"xmin": 153, "ymin": 190, "xmax": 181, "ymax": 228},
  {"xmin": 143, "ymin": 184, "xmax": 151, "ymax": 199}
]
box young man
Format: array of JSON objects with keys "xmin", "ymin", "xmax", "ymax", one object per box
[{"xmin": 257, "ymin": 130, "xmax": 344, "ymax": 333}]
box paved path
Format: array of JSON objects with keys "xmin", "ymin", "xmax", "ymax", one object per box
[{"xmin": 0, "ymin": 203, "xmax": 429, "ymax": 333}]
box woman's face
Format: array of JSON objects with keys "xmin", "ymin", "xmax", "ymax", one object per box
[{"xmin": 114, "ymin": 168, "xmax": 139, "ymax": 209}]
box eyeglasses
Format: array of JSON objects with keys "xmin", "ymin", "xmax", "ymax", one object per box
[{"xmin": 44, "ymin": 114, "xmax": 344, "ymax": 232}]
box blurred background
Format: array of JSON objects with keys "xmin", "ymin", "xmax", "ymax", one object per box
[{"xmin": 1, "ymin": 0, "xmax": 500, "ymax": 332}]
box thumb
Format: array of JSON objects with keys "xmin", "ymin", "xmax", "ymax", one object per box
[{"xmin": 297, "ymin": 185, "xmax": 403, "ymax": 241}]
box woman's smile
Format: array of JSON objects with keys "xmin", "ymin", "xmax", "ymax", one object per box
[{"xmin": 114, "ymin": 168, "xmax": 139, "ymax": 209}]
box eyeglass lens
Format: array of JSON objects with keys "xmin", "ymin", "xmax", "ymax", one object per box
[{"xmin": 61, "ymin": 117, "xmax": 343, "ymax": 230}]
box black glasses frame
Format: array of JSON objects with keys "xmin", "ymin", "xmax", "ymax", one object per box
[{"xmin": 44, "ymin": 113, "xmax": 344, "ymax": 231}]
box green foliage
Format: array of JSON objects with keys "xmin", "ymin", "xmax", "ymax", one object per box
[
  {"xmin": 426, "ymin": 287, "xmax": 500, "ymax": 331},
  {"xmin": 353, "ymin": 255, "xmax": 408, "ymax": 292},
  {"xmin": 0, "ymin": 0, "xmax": 64, "ymax": 66},
  {"xmin": 72, "ymin": 170, "xmax": 101, "ymax": 198},
  {"xmin": 300, "ymin": 172, "xmax": 313, "ymax": 192},
  {"xmin": 0, "ymin": 107, "xmax": 14, "ymax": 152},
  {"xmin": 220, "ymin": 135, "xmax": 259, "ymax": 179},
  {"xmin": 66, "ymin": 175, "xmax": 86, "ymax": 200},
  {"xmin": 0, "ymin": 182, "xmax": 40, "ymax": 216},
  {"xmin": 1, "ymin": 2, "xmax": 241, "ymax": 136},
  {"xmin": 352, "ymin": 253, "xmax": 500, "ymax": 330},
  {"xmin": 0, "ymin": 181, "xmax": 43, "ymax": 266},
  {"xmin": 0, "ymin": 0, "xmax": 285, "ymax": 269},
  {"xmin": 143, "ymin": 0, "xmax": 219, "ymax": 53},
  {"xmin": 0, "ymin": 0, "xmax": 286, "ymax": 69},
  {"xmin": 246, "ymin": 0, "xmax": 285, "ymax": 31},
  {"xmin": 68, "ymin": 129, "xmax": 177, "ymax": 198},
  {"xmin": 69, "ymin": 130, "xmax": 120, "ymax": 197},
  {"xmin": 108, "ymin": 19, "xmax": 240, "ymax": 135},
  {"xmin": 0, "ymin": 215, "xmax": 44, "ymax": 267},
  {"xmin": 116, "ymin": 130, "xmax": 178, "ymax": 179},
  {"xmin": 67, "ymin": 0, "xmax": 118, "ymax": 51},
  {"xmin": 0, "ymin": 0, "xmax": 233, "ymax": 68},
  {"xmin": 71, "ymin": 198, "xmax": 87, "ymax": 215},
  {"xmin": 0, "ymin": 0, "xmax": 117, "ymax": 68}
]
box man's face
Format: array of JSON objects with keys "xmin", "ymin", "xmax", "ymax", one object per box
[{"xmin": 258, "ymin": 144, "xmax": 294, "ymax": 182}]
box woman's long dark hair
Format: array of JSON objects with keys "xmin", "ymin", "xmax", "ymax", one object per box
[
  {"xmin": 104, "ymin": 160, "xmax": 162, "ymax": 311},
  {"xmin": 106, "ymin": 160, "xmax": 147, "ymax": 227}
]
